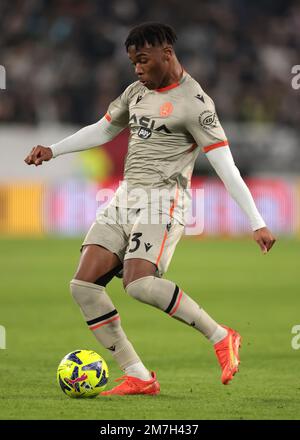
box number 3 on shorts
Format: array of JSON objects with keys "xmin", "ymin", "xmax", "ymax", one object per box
[{"xmin": 128, "ymin": 232, "xmax": 143, "ymax": 253}]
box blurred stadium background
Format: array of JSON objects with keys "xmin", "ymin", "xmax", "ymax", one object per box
[
  {"xmin": 0, "ymin": 0, "xmax": 299, "ymax": 236},
  {"xmin": 1, "ymin": 0, "xmax": 300, "ymax": 421}
]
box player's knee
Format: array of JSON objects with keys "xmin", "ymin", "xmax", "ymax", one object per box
[
  {"xmin": 70, "ymin": 279, "xmax": 121, "ymax": 330},
  {"xmin": 73, "ymin": 263, "xmax": 122, "ymax": 288},
  {"xmin": 125, "ymin": 276, "xmax": 156, "ymax": 306},
  {"xmin": 95, "ymin": 264, "xmax": 123, "ymax": 287},
  {"xmin": 72, "ymin": 271, "xmax": 96, "ymax": 284},
  {"xmin": 70, "ymin": 278, "xmax": 98, "ymax": 308}
]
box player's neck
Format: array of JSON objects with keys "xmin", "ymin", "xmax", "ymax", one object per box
[{"xmin": 160, "ymin": 59, "xmax": 183, "ymax": 88}]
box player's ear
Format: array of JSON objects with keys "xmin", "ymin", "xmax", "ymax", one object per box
[{"xmin": 162, "ymin": 46, "xmax": 173, "ymax": 61}]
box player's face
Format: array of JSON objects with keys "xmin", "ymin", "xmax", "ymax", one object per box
[{"xmin": 127, "ymin": 43, "xmax": 172, "ymax": 90}]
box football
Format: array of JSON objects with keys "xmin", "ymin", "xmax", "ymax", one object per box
[{"xmin": 57, "ymin": 349, "xmax": 109, "ymax": 398}]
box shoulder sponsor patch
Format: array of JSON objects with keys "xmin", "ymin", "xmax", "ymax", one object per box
[{"xmin": 199, "ymin": 110, "xmax": 218, "ymax": 130}]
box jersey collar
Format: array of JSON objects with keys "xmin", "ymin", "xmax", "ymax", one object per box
[{"xmin": 155, "ymin": 69, "xmax": 187, "ymax": 93}]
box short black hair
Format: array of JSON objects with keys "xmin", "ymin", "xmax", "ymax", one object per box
[{"xmin": 125, "ymin": 22, "xmax": 177, "ymax": 51}]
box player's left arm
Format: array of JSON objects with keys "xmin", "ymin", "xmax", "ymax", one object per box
[
  {"xmin": 205, "ymin": 146, "xmax": 276, "ymax": 254},
  {"xmin": 185, "ymin": 91, "xmax": 276, "ymax": 253}
]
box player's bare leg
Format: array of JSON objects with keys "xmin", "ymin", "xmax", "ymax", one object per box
[
  {"xmin": 70, "ymin": 244, "xmax": 159, "ymax": 394},
  {"xmin": 74, "ymin": 244, "xmax": 121, "ymax": 282},
  {"xmin": 123, "ymin": 258, "xmax": 241, "ymax": 385}
]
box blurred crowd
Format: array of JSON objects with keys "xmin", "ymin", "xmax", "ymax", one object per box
[{"xmin": 0, "ymin": 0, "xmax": 299, "ymax": 127}]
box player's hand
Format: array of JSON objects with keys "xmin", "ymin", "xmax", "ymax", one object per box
[
  {"xmin": 253, "ymin": 227, "xmax": 276, "ymax": 254},
  {"xmin": 24, "ymin": 145, "xmax": 53, "ymax": 166}
]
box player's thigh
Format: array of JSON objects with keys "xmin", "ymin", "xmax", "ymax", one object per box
[
  {"xmin": 74, "ymin": 244, "xmax": 121, "ymax": 283},
  {"xmin": 74, "ymin": 218, "xmax": 127, "ymax": 283}
]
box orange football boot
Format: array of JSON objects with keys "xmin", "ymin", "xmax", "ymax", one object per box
[
  {"xmin": 100, "ymin": 371, "xmax": 160, "ymax": 396},
  {"xmin": 214, "ymin": 326, "xmax": 242, "ymax": 385}
]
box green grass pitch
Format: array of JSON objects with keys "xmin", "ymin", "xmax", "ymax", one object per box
[{"xmin": 0, "ymin": 236, "xmax": 299, "ymax": 420}]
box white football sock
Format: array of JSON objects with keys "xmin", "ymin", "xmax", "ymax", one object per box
[
  {"xmin": 126, "ymin": 276, "xmax": 227, "ymax": 341},
  {"xmin": 124, "ymin": 362, "xmax": 152, "ymax": 380},
  {"xmin": 70, "ymin": 279, "xmax": 145, "ymax": 370},
  {"xmin": 209, "ymin": 326, "xmax": 228, "ymax": 344}
]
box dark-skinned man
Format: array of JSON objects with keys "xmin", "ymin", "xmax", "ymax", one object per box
[{"xmin": 25, "ymin": 23, "xmax": 275, "ymax": 396}]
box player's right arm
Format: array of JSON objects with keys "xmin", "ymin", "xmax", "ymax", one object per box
[{"xmin": 24, "ymin": 87, "xmax": 130, "ymax": 166}]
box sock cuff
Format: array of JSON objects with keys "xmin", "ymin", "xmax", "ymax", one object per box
[
  {"xmin": 70, "ymin": 278, "xmax": 105, "ymax": 293},
  {"xmin": 125, "ymin": 275, "xmax": 156, "ymax": 292}
]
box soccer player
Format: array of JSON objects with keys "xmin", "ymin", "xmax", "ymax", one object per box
[{"xmin": 25, "ymin": 23, "xmax": 276, "ymax": 396}]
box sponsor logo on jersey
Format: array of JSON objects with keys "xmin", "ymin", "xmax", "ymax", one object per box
[
  {"xmin": 199, "ymin": 110, "xmax": 218, "ymax": 130},
  {"xmin": 138, "ymin": 127, "xmax": 152, "ymax": 139},
  {"xmin": 130, "ymin": 113, "xmax": 172, "ymax": 136},
  {"xmin": 160, "ymin": 101, "xmax": 174, "ymax": 117}
]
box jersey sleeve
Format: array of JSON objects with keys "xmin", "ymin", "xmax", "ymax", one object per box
[
  {"xmin": 104, "ymin": 85, "xmax": 130, "ymax": 129},
  {"xmin": 184, "ymin": 93, "xmax": 228, "ymax": 153}
]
